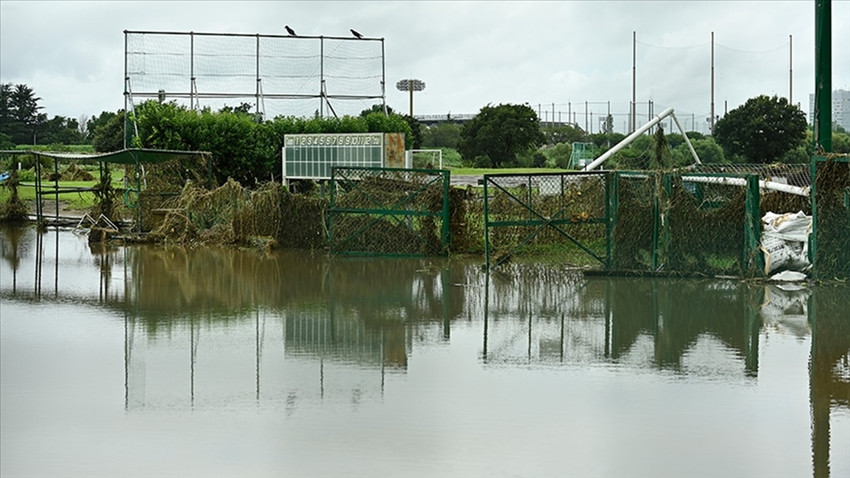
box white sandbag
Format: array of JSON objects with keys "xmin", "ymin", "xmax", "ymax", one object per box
[{"xmin": 761, "ymin": 211, "xmax": 812, "ymax": 275}]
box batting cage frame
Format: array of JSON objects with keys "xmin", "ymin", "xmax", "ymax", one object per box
[{"xmin": 328, "ymin": 167, "xmax": 450, "ymax": 257}]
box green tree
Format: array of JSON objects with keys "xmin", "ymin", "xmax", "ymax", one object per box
[
  {"xmin": 422, "ymin": 122, "xmax": 461, "ymax": 149},
  {"xmin": 543, "ymin": 142, "xmax": 572, "ymax": 169},
  {"xmin": 542, "ymin": 124, "xmax": 586, "ymax": 146},
  {"xmin": 91, "ymin": 111, "xmax": 126, "ymax": 152},
  {"xmin": 39, "ymin": 115, "xmax": 85, "ymax": 145},
  {"xmin": 674, "ymin": 136, "xmax": 725, "ymax": 164},
  {"xmin": 0, "ymin": 83, "xmax": 47, "ymax": 145},
  {"xmin": 360, "ymin": 104, "xmax": 421, "ymax": 148},
  {"xmin": 713, "ymin": 95, "xmax": 807, "ymax": 163},
  {"xmin": 458, "ymin": 103, "xmax": 544, "ymax": 167}
]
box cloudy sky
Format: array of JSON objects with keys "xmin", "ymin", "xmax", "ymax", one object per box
[{"xmin": 1, "ymin": 0, "xmax": 848, "ymax": 134}]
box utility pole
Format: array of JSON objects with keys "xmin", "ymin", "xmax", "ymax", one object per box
[
  {"xmin": 710, "ymin": 31, "xmax": 715, "ymax": 135},
  {"xmin": 631, "ymin": 31, "xmax": 636, "ymax": 133},
  {"xmin": 789, "ymin": 34, "xmax": 793, "ymax": 105}
]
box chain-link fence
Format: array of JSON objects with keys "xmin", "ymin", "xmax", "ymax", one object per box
[
  {"xmin": 610, "ymin": 172, "xmax": 763, "ymax": 277},
  {"xmin": 483, "ymin": 172, "xmax": 609, "ymax": 270},
  {"xmin": 811, "ymin": 155, "xmax": 850, "ymax": 279},
  {"xmin": 329, "ymin": 167, "xmax": 450, "ymax": 257}
]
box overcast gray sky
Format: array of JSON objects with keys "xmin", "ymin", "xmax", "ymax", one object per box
[{"xmin": 1, "ymin": 0, "xmax": 848, "ymax": 134}]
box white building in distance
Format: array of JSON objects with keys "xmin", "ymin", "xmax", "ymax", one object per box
[{"xmin": 809, "ymin": 89, "xmax": 850, "ymax": 131}]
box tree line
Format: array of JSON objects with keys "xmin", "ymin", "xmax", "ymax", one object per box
[{"xmin": 3, "ymin": 82, "xmax": 849, "ymax": 183}]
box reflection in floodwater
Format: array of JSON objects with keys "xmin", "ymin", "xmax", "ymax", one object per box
[{"xmin": 1, "ymin": 225, "xmax": 848, "ymax": 476}]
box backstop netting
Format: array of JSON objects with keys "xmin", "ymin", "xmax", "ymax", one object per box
[{"xmin": 125, "ymin": 31, "xmax": 385, "ymax": 119}]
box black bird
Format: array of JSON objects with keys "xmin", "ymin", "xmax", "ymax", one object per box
[
  {"xmin": 285, "ymin": 25, "xmax": 296, "ymax": 36},
  {"xmin": 350, "ymin": 29, "xmax": 363, "ymax": 39}
]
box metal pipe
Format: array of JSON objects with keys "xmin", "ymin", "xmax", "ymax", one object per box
[
  {"xmin": 670, "ymin": 112, "xmax": 701, "ymax": 165},
  {"xmin": 582, "ymin": 107, "xmax": 674, "ymax": 171},
  {"xmin": 686, "ymin": 175, "xmax": 809, "ymax": 197}
]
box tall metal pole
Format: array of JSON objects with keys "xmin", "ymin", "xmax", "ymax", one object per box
[
  {"xmin": 123, "ymin": 31, "xmax": 128, "ymax": 149},
  {"xmin": 789, "ymin": 34, "xmax": 793, "ymax": 105},
  {"xmin": 190, "ymin": 32, "xmax": 195, "ymax": 111},
  {"xmin": 631, "ymin": 31, "xmax": 636, "ymax": 133},
  {"xmin": 409, "ymin": 79, "xmax": 413, "ymax": 117},
  {"xmin": 708, "ymin": 32, "xmax": 714, "ymax": 135},
  {"xmin": 814, "ymin": 0, "xmax": 831, "ymax": 153},
  {"xmin": 381, "ymin": 38, "xmax": 387, "ymax": 115},
  {"xmin": 255, "ymin": 34, "xmax": 260, "ymax": 117},
  {"xmin": 585, "ymin": 101, "xmax": 588, "ymax": 133}
]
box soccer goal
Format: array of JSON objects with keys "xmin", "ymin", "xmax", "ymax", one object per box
[{"xmin": 406, "ymin": 149, "xmax": 443, "ymax": 169}]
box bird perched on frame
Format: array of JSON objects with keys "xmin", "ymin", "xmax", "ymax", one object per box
[
  {"xmin": 350, "ymin": 29, "xmax": 363, "ymax": 39},
  {"xmin": 285, "ymin": 25, "xmax": 296, "ymax": 36}
]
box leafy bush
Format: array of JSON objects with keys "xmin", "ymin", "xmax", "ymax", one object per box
[{"xmin": 131, "ymin": 101, "xmax": 412, "ymax": 186}]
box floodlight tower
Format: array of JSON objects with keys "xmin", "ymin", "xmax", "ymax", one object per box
[{"xmin": 396, "ymin": 79, "xmax": 425, "ymax": 116}]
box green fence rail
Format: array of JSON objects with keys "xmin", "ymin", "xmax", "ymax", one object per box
[{"xmin": 329, "ymin": 167, "xmax": 450, "ymax": 257}]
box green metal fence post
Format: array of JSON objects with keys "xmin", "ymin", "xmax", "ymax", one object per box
[
  {"xmin": 744, "ymin": 174, "xmax": 764, "ymax": 277},
  {"xmin": 483, "ymin": 175, "xmax": 490, "ymax": 270},
  {"xmin": 441, "ymin": 170, "xmax": 450, "ymax": 254},
  {"xmin": 329, "ymin": 167, "xmax": 337, "ymax": 253}
]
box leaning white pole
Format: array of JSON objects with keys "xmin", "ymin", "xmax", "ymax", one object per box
[
  {"xmin": 686, "ymin": 175, "xmax": 810, "ymax": 197},
  {"xmin": 670, "ymin": 112, "xmax": 701, "ymax": 165},
  {"xmin": 583, "ymin": 107, "xmax": 675, "ymax": 171}
]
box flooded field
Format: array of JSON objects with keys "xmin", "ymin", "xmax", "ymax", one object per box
[{"xmin": 1, "ymin": 224, "xmax": 848, "ymax": 477}]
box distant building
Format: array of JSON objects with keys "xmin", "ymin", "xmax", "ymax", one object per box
[{"xmin": 809, "ymin": 89, "xmax": 850, "ymax": 131}]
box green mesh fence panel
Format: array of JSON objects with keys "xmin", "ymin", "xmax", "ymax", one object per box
[
  {"xmin": 329, "ymin": 167, "xmax": 450, "ymax": 257},
  {"xmin": 811, "ymin": 155, "xmax": 850, "ymax": 280},
  {"xmin": 610, "ymin": 171, "xmax": 763, "ymax": 277},
  {"xmin": 483, "ymin": 172, "xmax": 609, "ymax": 270}
]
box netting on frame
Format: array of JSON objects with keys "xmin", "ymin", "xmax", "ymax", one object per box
[
  {"xmin": 125, "ymin": 31, "xmax": 385, "ymax": 119},
  {"xmin": 610, "ymin": 172, "xmax": 763, "ymax": 277},
  {"xmin": 329, "ymin": 167, "xmax": 450, "ymax": 257},
  {"xmin": 483, "ymin": 172, "xmax": 609, "ymax": 270},
  {"xmin": 812, "ymin": 155, "xmax": 850, "ymax": 279}
]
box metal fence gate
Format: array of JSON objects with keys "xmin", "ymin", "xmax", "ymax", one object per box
[
  {"xmin": 329, "ymin": 167, "xmax": 450, "ymax": 257},
  {"xmin": 483, "ymin": 172, "xmax": 610, "ymax": 270}
]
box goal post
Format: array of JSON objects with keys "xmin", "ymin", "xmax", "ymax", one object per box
[{"xmin": 406, "ymin": 149, "xmax": 443, "ymax": 169}]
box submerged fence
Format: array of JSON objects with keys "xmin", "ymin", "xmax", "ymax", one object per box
[
  {"xmin": 483, "ymin": 171, "xmax": 768, "ymax": 277},
  {"xmin": 609, "ymin": 172, "xmax": 763, "ymax": 277},
  {"xmin": 483, "ymin": 172, "xmax": 609, "ymax": 269},
  {"xmin": 811, "ymin": 155, "xmax": 850, "ymax": 280},
  {"xmin": 329, "ymin": 167, "xmax": 450, "ymax": 257}
]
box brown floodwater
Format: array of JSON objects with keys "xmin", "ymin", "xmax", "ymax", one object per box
[{"xmin": 1, "ymin": 224, "xmax": 848, "ymax": 477}]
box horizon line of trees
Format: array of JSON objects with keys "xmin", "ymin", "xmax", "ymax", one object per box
[{"xmin": 2, "ymin": 83, "xmax": 849, "ymax": 183}]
